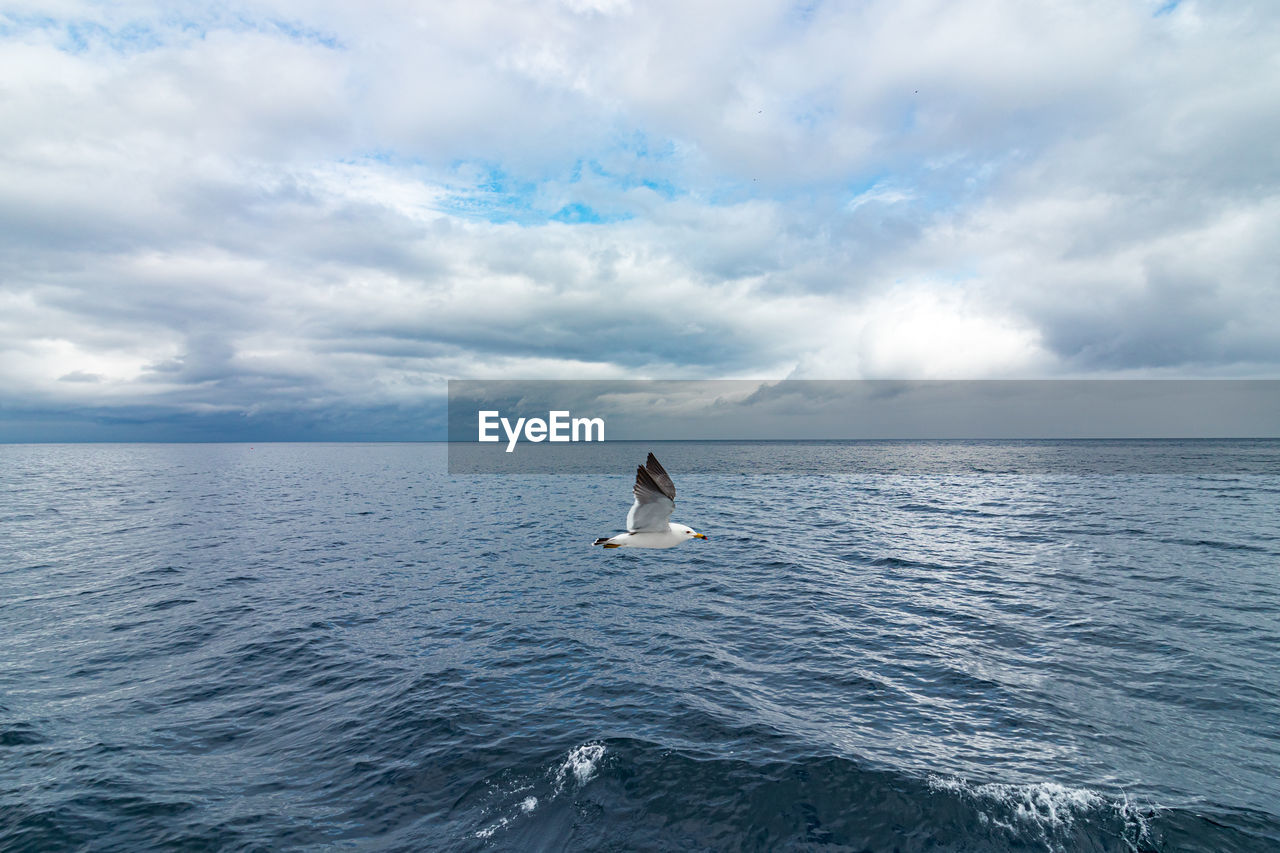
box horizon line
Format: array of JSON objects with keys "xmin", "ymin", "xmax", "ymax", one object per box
[{"xmin": 5, "ymin": 436, "xmax": 1280, "ymax": 446}]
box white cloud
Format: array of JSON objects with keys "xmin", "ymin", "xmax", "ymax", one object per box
[{"xmin": 1, "ymin": 0, "xmax": 1278, "ymax": 435}]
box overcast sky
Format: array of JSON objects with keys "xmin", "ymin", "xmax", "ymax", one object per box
[{"xmin": 2, "ymin": 0, "xmax": 1278, "ymax": 440}]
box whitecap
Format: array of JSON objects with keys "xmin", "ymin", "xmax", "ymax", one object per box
[
  {"xmin": 927, "ymin": 774, "xmax": 1158, "ymax": 850},
  {"xmin": 553, "ymin": 742, "xmax": 606, "ymax": 793},
  {"xmin": 474, "ymin": 816, "xmax": 508, "ymax": 839},
  {"xmin": 472, "ymin": 744, "xmax": 604, "ymax": 842}
]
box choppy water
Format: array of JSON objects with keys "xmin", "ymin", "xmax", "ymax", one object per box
[{"xmin": 2, "ymin": 441, "xmax": 1279, "ymax": 852}]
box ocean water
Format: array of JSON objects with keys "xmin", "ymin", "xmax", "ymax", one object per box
[{"xmin": 2, "ymin": 440, "xmax": 1279, "ymax": 852}]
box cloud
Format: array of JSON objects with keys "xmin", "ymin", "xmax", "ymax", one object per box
[
  {"xmin": 57, "ymin": 370, "xmax": 103, "ymax": 383},
  {"xmin": 1, "ymin": 0, "xmax": 1278, "ymax": 438}
]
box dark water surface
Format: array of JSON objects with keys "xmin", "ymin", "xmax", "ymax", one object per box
[{"xmin": 2, "ymin": 441, "xmax": 1279, "ymax": 851}]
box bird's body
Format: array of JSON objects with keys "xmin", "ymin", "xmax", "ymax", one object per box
[
  {"xmin": 594, "ymin": 523, "xmax": 698, "ymax": 549},
  {"xmin": 594, "ymin": 453, "xmax": 707, "ymax": 549}
]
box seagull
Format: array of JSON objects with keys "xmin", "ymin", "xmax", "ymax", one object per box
[{"xmin": 593, "ymin": 453, "xmax": 708, "ymax": 549}]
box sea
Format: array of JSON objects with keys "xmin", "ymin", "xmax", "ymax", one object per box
[{"xmin": 2, "ymin": 440, "xmax": 1279, "ymax": 852}]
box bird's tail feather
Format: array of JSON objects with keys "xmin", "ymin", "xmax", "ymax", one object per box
[{"xmin": 593, "ymin": 537, "xmax": 610, "ymax": 546}]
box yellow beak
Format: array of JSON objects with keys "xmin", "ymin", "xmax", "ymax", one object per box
[{"xmin": 694, "ymin": 533, "xmax": 707, "ymax": 540}]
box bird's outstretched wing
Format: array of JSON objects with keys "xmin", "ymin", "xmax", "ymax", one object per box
[{"xmin": 626, "ymin": 452, "xmax": 676, "ymax": 532}]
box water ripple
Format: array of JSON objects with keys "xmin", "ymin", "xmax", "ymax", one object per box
[{"xmin": 2, "ymin": 441, "xmax": 1278, "ymax": 851}]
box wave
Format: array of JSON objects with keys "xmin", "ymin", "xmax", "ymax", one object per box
[
  {"xmin": 459, "ymin": 739, "xmax": 1278, "ymax": 852},
  {"xmin": 472, "ymin": 742, "xmax": 607, "ymax": 842},
  {"xmin": 925, "ymin": 774, "xmax": 1157, "ymax": 851}
]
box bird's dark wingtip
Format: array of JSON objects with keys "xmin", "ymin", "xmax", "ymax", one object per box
[{"xmin": 639, "ymin": 453, "xmax": 676, "ymax": 500}]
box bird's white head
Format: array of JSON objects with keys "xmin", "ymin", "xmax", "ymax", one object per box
[{"xmin": 680, "ymin": 526, "xmax": 708, "ymax": 541}]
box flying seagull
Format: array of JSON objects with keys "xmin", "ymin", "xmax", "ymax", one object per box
[{"xmin": 593, "ymin": 453, "xmax": 708, "ymax": 549}]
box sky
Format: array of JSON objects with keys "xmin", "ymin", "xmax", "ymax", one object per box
[{"xmin": 1, "ymin": 0, "xmax": 1278, "ymax": 440}]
